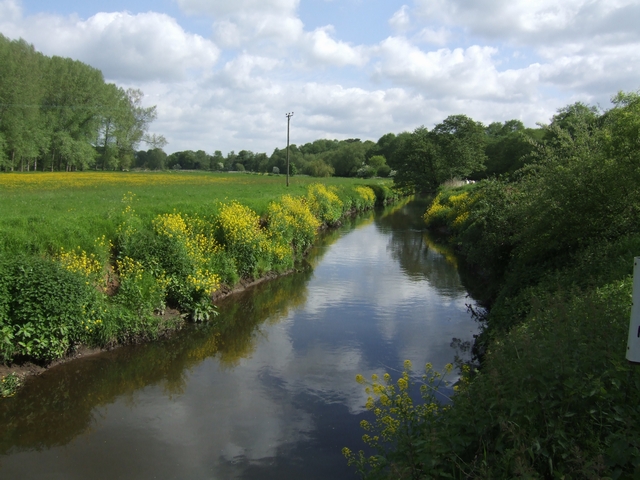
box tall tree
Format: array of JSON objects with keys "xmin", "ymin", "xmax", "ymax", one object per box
[
  {"xmin": 112, "ymin": 88, "xmax": 157, "ymax": 170},
  {"xmin": 0, "ymin": 36, "xmax": 45, "ymax": 171},
  {"xmin": 324, "ymin": 141, "xmax": 368, "ymax": 177},
  {"xmin": 42, "ymin": 56, "xmax": 105, "ymax": 170},
  {"xmin": 393, "ymin": 126, "xmax": 440, "ymax": 191},
  {"xmin": 96, "ymin": 83, "xmax": 124, "ymax": 170},
  {"xmin": 482, "ymin": 120, "xmax": 537, "ymax": 178},
  {"xmin": 430, "ymin": 114, "xmax": 487, "ymax": 182}
]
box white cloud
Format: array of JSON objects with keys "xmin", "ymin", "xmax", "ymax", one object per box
[
  {"xmin": 389, "ymin": 5, "xmax": 411, "ymax": 32},
  {"xmin": 212, "ymin": 12, "xmax": 304, "ymax": 48},
  {"xmin": 176, "ymin": 0, "xmax": 299, "ymax": 17},
  {"xmin": 217, "ymin": 53, "xmax": 283, "ymax": 90},
  {"xmin": 414, "ymin": 0, "xmax": 640, "ymax": 46},
  {"xmin": 374, "ymin": 37, "xmax": 541, "ymax": 101},
  {"xmin": 0, "ymin": 9, "xmax": 220, "ymax": 82},
  {"xmin": 538, "ymin": 43, "xmax": 640, "ymax": 94},
  {"xmin": 302, "ymin": 26, "xmax": 369, "ymax": 67},
  {"xmin": 176, "ymin": 0, "xmax": 304, "ymax": 48}
]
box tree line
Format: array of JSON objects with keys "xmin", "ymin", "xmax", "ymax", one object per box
[
  {"xmin": 141, "ymin": 118, "xmax": 543, "ymax": 183},
  {"xmin": 0, "ymin": 34, "xmax": 162, "ymax": 172}
]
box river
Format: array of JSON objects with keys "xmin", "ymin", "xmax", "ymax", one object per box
[{"xmin": 0, "ymin": 197, "xmax": 479, "ymax": 479}]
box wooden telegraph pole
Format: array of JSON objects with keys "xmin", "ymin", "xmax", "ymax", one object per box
[{"xmin": 286, "ymin": 112, "xmax": 294, "ymax": 187}]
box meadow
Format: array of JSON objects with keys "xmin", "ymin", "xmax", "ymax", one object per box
[
  {"xmin": 0, "ymin": 171, "xmax": 397, "ymax": 374},
  {"xmin": 0, "ymin": 171, "xmax": 388, "ymax": 257}
]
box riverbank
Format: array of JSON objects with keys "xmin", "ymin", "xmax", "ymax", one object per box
[
  {"xmin": 0, "ymin": 174, "xmax": 403, "ymax": 396},
  {"xmin": 347, "ymin": 97, "xmax": 640, "ymax": 478},
  {"xmin": 421, "ymin": 183, "xmax": 639, "ymax": 478}
]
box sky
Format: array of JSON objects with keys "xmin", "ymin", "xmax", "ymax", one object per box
[{"xmin": 1, "ymin": 0, "xmax": 639, "ymax": 155}]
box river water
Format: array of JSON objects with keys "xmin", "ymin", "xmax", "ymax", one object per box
[{"xmin": 0, "ymin": 197, "xmax": 478, "ymax": 479}]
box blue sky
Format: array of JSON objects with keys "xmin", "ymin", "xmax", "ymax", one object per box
[{"xmin": 2, "ymin": 0, "xmax": 639, "ymax": 154}]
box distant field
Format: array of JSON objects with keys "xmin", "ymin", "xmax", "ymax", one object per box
[{"xmin": 0, "ymin": 171, "xmax": 391, "ymax": 256}]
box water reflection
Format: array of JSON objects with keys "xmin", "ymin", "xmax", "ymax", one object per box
[
  {"xmin": 0, "ymin": 198, "xmax": 478, "ymax": 480},
  {"xmin": 0, "ymin": 272, "xmax": 313, "ymax": 455}
]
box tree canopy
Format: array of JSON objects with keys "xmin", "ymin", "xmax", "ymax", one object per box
[{"xmin": 0, "ymin": 34, "xmax": 160, "ymax": 172}]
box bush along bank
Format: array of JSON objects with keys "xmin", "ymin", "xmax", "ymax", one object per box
[
  {"xmin": 0, "ymin": 183, "xmax": 394, "ymax": 380},
  {"xmin": 346, "ymin": 92, "xmax": 640, "ymax": 478}
]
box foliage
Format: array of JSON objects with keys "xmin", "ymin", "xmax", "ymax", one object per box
[
  {"xmin": 367, "ymin": 183, "xmax": 401, "ymax": 205},
  {"xmin": 215, "ymin": 201, "xmax": 267, "ymax": 279},
  {"xmin": 480, "ymin": 120, "xmax": 539, "ymax": 179},
  {"xmin": 340, "ymin": 185, "xmax": 377, "ymax": 212},
  {"xmin": 57, "ymin": 246, "xmax": 106, "ymax": 287},
  {"xmin": 0, "ymin": 255, "xmax": 101, "ymax": 362},
  {"xmin": 423, "ymin": 188, "xmax": 476, "ymax": 231},
  {"xmin": 304, "ymin": 158, "xmax": 335, "ymax": 177},
  {"xmin": 391, "ymin": 116, "xmax": 487, "ymax": 192},
  {"xmin": 152, "ymin": 211, "xmax": 221, "ymax": 313},
  {"xmin": 115, "ymin": 255, "xmax": 168, "ymax": 318},
  {"xmin": 431, "ymin": 115, "xmax": 487, "ymax": 181},
  {"xmin": 391, "ymin": 126, "xmax": 440, "ymax": 192}
]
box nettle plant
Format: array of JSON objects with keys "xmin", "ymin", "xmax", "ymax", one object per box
[{"xmin": 0, "ymin": 256, "xmax": 103, "ymax": 362}]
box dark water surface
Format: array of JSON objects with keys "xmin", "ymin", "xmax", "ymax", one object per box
[{"xmin": 0, "ymin": 198, "xmax": 478, "ymax": 479}]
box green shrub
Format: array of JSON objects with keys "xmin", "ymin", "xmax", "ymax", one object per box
[
  {"xmin": 445, "ymin": 279, "xmax": 639, "ymax": 478},
  {"xmin": 115, "ymin": 256, "xmax": 167, "ymax": 317},
  {"xmin": 377, "ymin": 164, "xmax": 392, "ymax": 178},
  {"xmin": 152, "ymin": 212, "xmax": 220, "ymax": 316},
  {"xmin": 0, "ymin": 256, "xmax": 99, "ymax": 362}
]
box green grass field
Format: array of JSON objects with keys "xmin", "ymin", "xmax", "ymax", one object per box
[{"xmin": 0, "ymin": 171, "xmax": 391, "ymax": 257}]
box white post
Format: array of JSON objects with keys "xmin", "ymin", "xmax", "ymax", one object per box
[{"xmin": 627, "ymin": 257, "xmax": 640, "ymax": 364}]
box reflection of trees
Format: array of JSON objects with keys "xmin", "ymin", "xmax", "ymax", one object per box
[
  {"xmin": 375, "ymin": 198, "xmax": 465, "ymax": 297},
  {"xmin": 214, "ymin": 269, "xmax": 312, "ymax": 366},
  {"xmin": 375, "ymin": 196, "xmax": 429, "ymax": 232},
  {"xmin": 0, "ymin": 269, "xmax": 312, "ymax": 454}
]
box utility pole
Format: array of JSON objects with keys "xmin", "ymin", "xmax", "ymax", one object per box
[{"xmin": 285, "ymin": 112, "xmax": 294, "ymax": 187}]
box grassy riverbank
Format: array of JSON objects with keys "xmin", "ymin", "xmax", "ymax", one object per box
[
  {"xmin": 0, "ymin": 172, "xmax": 399, "ymax": 390},
  {"xmin": 346, "ymin": 94, "xmax": 640, "ymax": 478}
]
